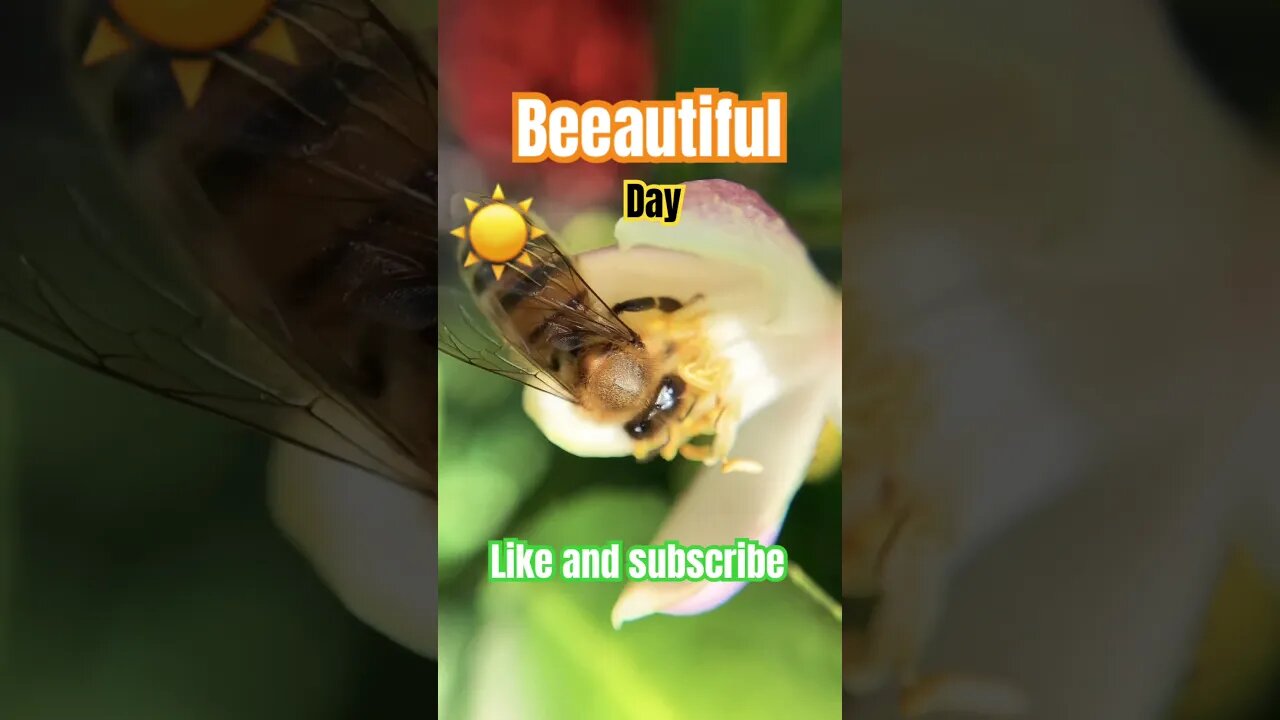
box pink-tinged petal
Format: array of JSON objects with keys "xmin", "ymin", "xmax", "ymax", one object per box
[
  {"xmin": 268, "ymin": 441, "xmax": 438, "ymax": 658},
  {"xmin": 614, "ymin": 180, "xmax": 836, "ymax": 336},
  {"xmin": 577, "ymin": 244, "xmax": 771, "ymax": 325},
  {"xmin": 611, "ymin": 375, "xmax": 835, "ymax": 627},
  {"xmin": 658, "ymin": 523, "xmax": 784, "ymax": 617}
]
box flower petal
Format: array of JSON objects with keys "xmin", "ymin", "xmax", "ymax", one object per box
[
  {"xmin": 1224, "ymin": 391, "xmax": 1280, "ymax": 586},
  {"xmin": 522, "ymin": 388, "xmax": 634, "ymax": 457},
  {"xmin": 916, "ymin": 450, "xmax": 1234, "ymax": 719},
  {"xmin": 614, "ymin": 179, "xmax": 836, "ymax": 336},
  {"xmin": 268, "ymin": 441, "xmax": 438, "ymax": 658},
  {"xmin": 610, "ymin": 375, "xmax": 835, "ymax": 627}
]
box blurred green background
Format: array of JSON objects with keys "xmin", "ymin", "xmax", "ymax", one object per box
[
  {"xmin": 0, "ymin": 333, "xmax": 429, "ymax": 719},
  {"xmin": 438, "ymin": 1, "xmax": 843, "ymax": 718}
]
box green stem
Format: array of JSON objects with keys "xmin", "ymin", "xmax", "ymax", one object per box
[{"xmin": 789, "ymin": 562, "xmax": 842, "ymax": 624}]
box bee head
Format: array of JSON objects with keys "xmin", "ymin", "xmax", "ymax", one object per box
[{"xmin": 623, "ymin": 374, "xmax": 687, "ymax": 440}]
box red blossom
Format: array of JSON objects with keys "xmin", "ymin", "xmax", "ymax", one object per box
[{"xmin": 441, "ymin": 0, "xmax": 655, "ymax": 203}]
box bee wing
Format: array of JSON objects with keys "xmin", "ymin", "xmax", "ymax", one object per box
[
  {"xmin": 0, "ymin": 168, "xmax": 430, "ymax": 493},
  {"xmin": 0, "ymin": 0, "xmax": 436, "ymax": 496},
  {"xmin": 436, "ymin": 285, "xmax": 578, "ymax": 403},
  {"xmin": 515, "ymin": 234, "xmax": 640, "ymax": 346},
  {"xmin": 438, "ymin": 213, "xmax": 642, "ymax": 405}
]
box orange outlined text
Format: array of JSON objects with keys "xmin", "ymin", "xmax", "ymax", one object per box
[{"xmin": 511, "ymin": 88, "xmax": 787, "ymax": 164}]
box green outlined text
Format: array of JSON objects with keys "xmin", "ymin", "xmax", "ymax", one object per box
[{"xmin": 487, "ymin": 537, "xmax": 787, "ymax": 582}]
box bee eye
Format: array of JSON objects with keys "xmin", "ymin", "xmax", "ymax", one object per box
[
  {"xmin": 625, "ymin": 419, "xmax": 653, "ymax": 439},
  {"xmin": 621, "ymin": 375, "xmax": 685, "ymax": 440},
  {"xmin": 653, "ymin": 375, "xmax": 684, "ymax": 412}
]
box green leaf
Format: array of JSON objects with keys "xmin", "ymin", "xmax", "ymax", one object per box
[{"xmin": 460, "ymin": 488, "xmax": 842, "ymax": 720}]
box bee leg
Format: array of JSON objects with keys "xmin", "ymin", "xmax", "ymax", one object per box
[
  {"xmin": 678, "ymin": 444, "xmax": 713, "ymax": 462},
  {"xmin": 660, "ymin": 406, "xmax": 697, "ymax": 457},
  {"xmin": 660, "ymin": 397, "xmax": 719, "ymax": 462},
  {"xmin": 659, "ymin": 439, "xmax": 683, "ymax": 462},
  {"xmin": 611, "ymin": 296, "xmax": 687, "ymax": 315},
  {"xmin": 631, "ymin": 431, "xmax": 668, "ymax": 461},
  {"xmin": 611, "ymin": 297, "xmax": 659, "ymax": 314}
]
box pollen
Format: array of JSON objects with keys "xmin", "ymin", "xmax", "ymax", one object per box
[
  {"xmin": 720, "ymin": 458, "xmax": 763, "ymax": 475},
  {"xmin": 629, "ymin": 304, "xmax": 746, "ymax": 471}
]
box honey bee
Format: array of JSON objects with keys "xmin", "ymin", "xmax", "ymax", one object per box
[
  {"xmin": 0, "ymin": 1, "xmax": 437, "ymax": 495},
  {"xmin": 439, "ymin": 194, "xmax": 748, "ymax": 469}
]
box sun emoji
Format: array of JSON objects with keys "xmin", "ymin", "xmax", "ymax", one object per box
[
  {"xmin": 81, "ymin": 0, "xmax": 299, "ymax": 108},
  {"xmin": 451, "ymin": 185, "xmax": 545, "ymax": 280}
]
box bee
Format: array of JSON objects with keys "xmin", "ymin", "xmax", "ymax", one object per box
[
  {"xmin": 0, "ymin": 1, "xmax": 437, "ymax": 496},
  {"xmin": 439, "ymin": 193, "xmax": 749, "ymax": 470}
]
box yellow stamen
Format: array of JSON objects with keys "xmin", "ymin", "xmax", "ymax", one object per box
[
  {"xmin": 627, "ymin": 301, "xmax": 754, "ymax": 469},
  {"xmin": 721, "ymin": 458, "xmax": 763, "ymax": 474},
  {"xmin": 678, "ymin": 445, "xmax": 713, "ymax": 462}
]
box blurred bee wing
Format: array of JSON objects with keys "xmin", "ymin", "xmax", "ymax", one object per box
[
  {"xmin": 437, "ymin": 284, "xmax": 577, "ymax": 402},
  {"xmin": 0, "ymin": 156, "xmax": 429, "ymax": 494},
  {"xmin": 0, "ymin": 0, "xmax": 437, "ymax": 496}
]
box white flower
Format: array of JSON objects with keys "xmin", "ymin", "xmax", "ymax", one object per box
[
  {"xmin": 268, "ymin": 435, "xmax": 439, "ymax": 657},
  {"xmin": 844, "ymin": 1, "xmax": 1280, "ymax": 717},
  {"xmin": 259, "ymin": 180, "xmax": 840, "ymax": 654},
  {"xmin": 522, "ymin": 180, "xmax": 842, "ymax": 626}
]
